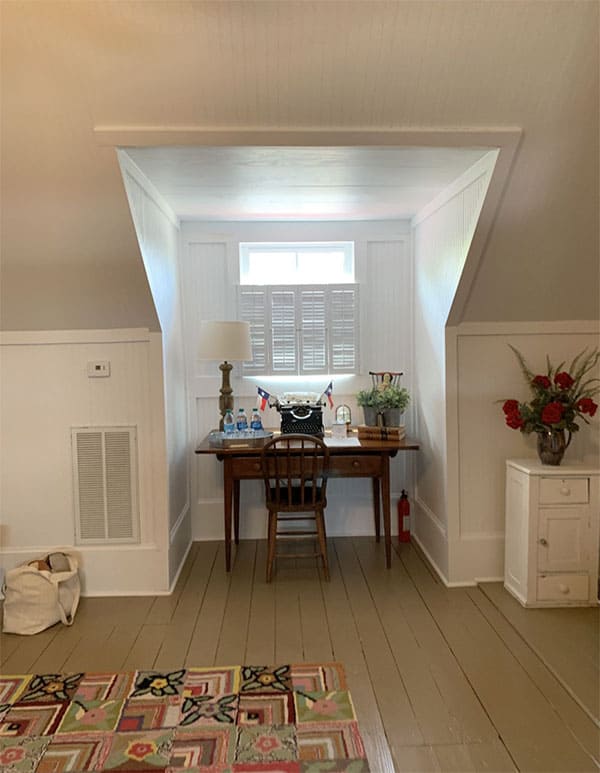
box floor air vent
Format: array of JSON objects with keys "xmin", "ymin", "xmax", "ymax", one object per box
[{"xmin": 72, "ymin": 426, "xmax": 139, "ymax": 544}]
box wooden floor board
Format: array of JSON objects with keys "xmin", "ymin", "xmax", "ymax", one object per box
[
  {"xmin": 480, "ymin": 581, "xmax": 600, "ymax": 722},
  {"xmin": 323, "ymin": 539, "xmax": 396, "ymax": 773},
  {"xmin": 398, "ymin": 543, "xmax": 597, "ymax": 772},
  {"xmin": 215, "ymin": 540, "xmax": 257, "ymax": 665},
  {"xmin": 1, "ymin": 537, "xmax": 597, "ymax": 773},
  {"xmin": 334, "ymin": 538, "xmax": 424, "ymax": 762},
  {"xmin": 354, "ymin": 538, "xmax": 475, "ymax": 746},
  {"xmin": 122, "ymin": 624, "xmax": 169, "ymax": 671},
  {"xmin": 471, "ymin": 586, "xmax": 600, "ymax": 764},
  {"xmin": 245, "ymin": 539, "xmax": 276, "ymax": 665},
  {"xmin": 184, "ymin": 544, "xmax": 232, "ymax": 666}
]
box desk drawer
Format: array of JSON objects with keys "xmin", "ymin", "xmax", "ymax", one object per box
[
  {"xmin": 331, "ymin": 455, "xmax": 382, "ymax": 477},
  {"xmin": 231, "ymin": 458, "xmax": 263, "ymax": 478}
]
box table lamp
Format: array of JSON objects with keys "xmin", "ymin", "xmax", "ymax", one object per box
[{"xmin": 198, "ymin": 320, "xmax": 252, "ymax": 430}]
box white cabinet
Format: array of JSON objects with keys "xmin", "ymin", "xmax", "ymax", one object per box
[{"xmin": 504, "ymin": 459, "xmax": 599, "ymax": 607}]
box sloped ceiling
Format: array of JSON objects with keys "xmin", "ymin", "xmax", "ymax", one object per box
[{"xmin": 1, "ymin": 0, "xmax": 598, "ymax": 330}]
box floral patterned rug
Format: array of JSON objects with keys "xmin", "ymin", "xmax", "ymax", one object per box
[{"xmin": 0, "ymin": 663, "xmax": 369, "ymax": 771}]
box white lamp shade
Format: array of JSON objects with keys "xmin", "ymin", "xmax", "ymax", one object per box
[{"xmin": 198, "ymin": 320, "xmax": 252, "ymax": 362}]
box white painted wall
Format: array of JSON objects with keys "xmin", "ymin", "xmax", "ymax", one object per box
[
  {"xmin": 412, "ymin": 157, "xmax": 496, "ymax": 579},
  {"xmin": 119, "ymin": 153, "xmax": 191, "ymax": 586},
  {"xmin": 0, "ymin": 329, "xmax": 171, "ymax": 595},
  {"xmin": 446, "ymin": 322, "xmax": 600, "ymax": 585},
  {"xmin": 180, "ymin": 220, "xmax": 416, "ymax": 541}
]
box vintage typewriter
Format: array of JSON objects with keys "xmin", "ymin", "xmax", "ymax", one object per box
[{"xmin": 270, "ymin": 392, "xmax": 325, "ymax": 437}]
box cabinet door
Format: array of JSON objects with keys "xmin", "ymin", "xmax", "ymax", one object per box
[{"xmin": 537, "ymin": 507, "xmax": 588, "ymax": 572}]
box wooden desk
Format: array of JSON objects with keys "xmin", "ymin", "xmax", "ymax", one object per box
[{"xmin": 195, "ymin": 432, "xmax": 419, "ymax": 571}]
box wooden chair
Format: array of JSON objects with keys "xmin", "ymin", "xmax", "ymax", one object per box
[{"xmin": 260, "ymin": 434, "xmax": 330, "ymax": 582}]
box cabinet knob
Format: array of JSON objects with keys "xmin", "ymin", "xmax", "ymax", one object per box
[
  {"xmin": 352, "ymin": 460, "xmax": 360, "ymax": 468},
  {"xmin": 558, "ymin": 583, "xmax": 570, "ymax": 594},
  {"xmin": 560, "ymin": 486, "xmax": 571, "ymax": 496},
  {"xmin": 539, "ymin": 538, "xmax": 548, "ymax": 546}
]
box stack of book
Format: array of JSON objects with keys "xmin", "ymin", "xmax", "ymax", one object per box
[{"xmin": 357, "ymin": 425, "xmax": 406, "ymax": 441}]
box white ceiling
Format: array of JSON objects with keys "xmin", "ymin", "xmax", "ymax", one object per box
[{"xmin": 124, "ymin": 146, "xmax": 490, "ymax": 221}]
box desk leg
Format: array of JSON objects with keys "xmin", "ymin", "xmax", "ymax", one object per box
[
  {"xmin": 233, "ymin": 480, "xmax": 240, "ymax": 545},
  {"xmin": 372, "ymin": 478, "xmax": 381, "ymax": 543},
  {"xmin": 223, "ymin": 458, "xmax": 233, "ymax": 571},
  {"xmin": 382, "ymin": 454, "xmax": 392, "ymax": 568}
]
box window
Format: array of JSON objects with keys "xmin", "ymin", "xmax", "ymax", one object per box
[{"xmin": 239, "ymin": 243, "xmax": 359, "ymax": 376}]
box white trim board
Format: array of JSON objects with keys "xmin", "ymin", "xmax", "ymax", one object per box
[{"xmin": 0, "ymin": 329, "xmax": 151, "ymax": 346}]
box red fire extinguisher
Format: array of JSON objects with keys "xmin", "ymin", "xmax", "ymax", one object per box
[{"xmin": 398, "ymin": 489, "xmax": 410, "ymax": 542}]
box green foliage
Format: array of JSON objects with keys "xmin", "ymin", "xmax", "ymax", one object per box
[{"xmin": 356, "ymin": 385, "xmax": 410, "ymax": 411}]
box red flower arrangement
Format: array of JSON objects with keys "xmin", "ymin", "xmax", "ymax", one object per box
[{"xmin": 502, "ymin": 346, "xmax": 599, "ymax": 435}]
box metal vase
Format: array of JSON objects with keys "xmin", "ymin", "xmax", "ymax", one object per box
[
  {"xmin": 362, "ymin": 407, "xmax": 379, "ymax": 426},
  {"xmin": 536, "ymin": 429, "xmax": 571, "ymax": 465},
  {"xmin": 382, "ymin": 408, "xmax": 402, "ymax": 428}
]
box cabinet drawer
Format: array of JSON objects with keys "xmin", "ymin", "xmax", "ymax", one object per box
[
  {"xmin": 537, "ymin": 573, "xmax": 589, "ymax": 602},
  {"xmin": 539, "ymin": 477, "xmax": 589, "ymax": 505}
]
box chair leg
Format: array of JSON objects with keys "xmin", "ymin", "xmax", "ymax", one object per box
[
  {"xmin": 266, "ymin": 510, "xmax": 277, "ymax": 583},
  {"xmin": 315, "ymin": 508, "xmax": 330, "ymax": 581}
]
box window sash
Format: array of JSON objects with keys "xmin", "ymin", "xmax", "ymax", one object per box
[
  {"xmin": 239, "ymin": 284, "xmax": 359, "ymax": 376},
  {"xmin": 239, "ymin": 242, "xmax": 354, "ymax": 285}
]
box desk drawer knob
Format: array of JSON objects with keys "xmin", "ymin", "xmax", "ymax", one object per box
[
  {"xmin": 352, "ymin": 460, "xmax": 360, "ymax": 468},
  {"xmin": 560, "ymin": 486, "xmax": 571, "ymax": 496},
  {"xmin": 558, "ymin": 583, "xmax": 570, "ymax": 594},
  {"xmin": 253, "ymin": 463, "xmax": 260, "ymax": 471},
  {"xmin": 539, "ymin": 538, "xmax": 548, "ymax": 546}
]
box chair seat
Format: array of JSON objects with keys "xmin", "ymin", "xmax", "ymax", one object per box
[{"xmin": 268, "ymin": 484, "xmax": 324, "ymax": 508}]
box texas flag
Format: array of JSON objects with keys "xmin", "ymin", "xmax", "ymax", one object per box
[
  {"xmin": 324, "ymin": 381, "xmax": 334, "ymax": 409},
  {"xmin": 257, "ymin": 386, "xmax": 270, "ymax": 411}
]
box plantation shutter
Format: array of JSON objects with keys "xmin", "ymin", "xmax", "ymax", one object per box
[
  {"xmin": 270, "ymin": 289, "xmax": 297, "ymax": 372},
  {"xmin": 240, "ymin": 283, "xmax": 359, "ymax": 375},
  {"xmin": 330, "ymin": 286, "xmax": 359, "ymax": 372},
  {"xmin": 239, "ymin": 287, "xmax": 268, "ymax": 372},
  {"xmin": 299, "ymin": 287, "xmax": 327, "ymax": 372}
]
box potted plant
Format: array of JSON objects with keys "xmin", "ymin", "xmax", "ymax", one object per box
[
  {"xmin": 501, "ymin": 346, "xmax": 599, "ymax": 465},
  {"xmin": 356, "ymin": 388, "xmax": 382, "ymax": 426},
  {"xmin": 356, "ymin": 385, "xmax": 410, "ymax": 426},
  {"xmin": 378, "ymin": 384, "xmax": 410, "ymax": 427}
]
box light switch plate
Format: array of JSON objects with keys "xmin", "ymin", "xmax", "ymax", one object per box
[{"xmin": 87, "ymin": 360, "xmax": 111, "ymax": 377}]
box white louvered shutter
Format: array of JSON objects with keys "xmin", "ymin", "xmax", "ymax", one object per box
[
  {"xmin": 270, "ymin": 288, "xmax": 297, "ymax": 372},
  {"xmin": 329, "ymin": 285, "xmax": 359, "ymax": 372},
  {"xmin": 239, "ymin": 286, "xmax": 268, "ymax": 373},
  {"xmin": 239, "ymin": 283, "xmax": 359, "ymax": 375},
  {"xmin": 299, "ymin": 287, "xmax": 327, "ymax": 373}
]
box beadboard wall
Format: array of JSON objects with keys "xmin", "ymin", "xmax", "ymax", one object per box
[
  {"xmin": 119, "ymin": 152, "xmax": 191, "ymax": 587},
  {"xmin": 180, "ymin": 220, "xmax": 416, "ymax": 541},
  {"xmin": 446, "ymin": 321, "xmax": 600, "ymax": 585},
  {"xmin": 412, "ymin": 156, "xmax": 496, "ymax": 580},
  {"xmin": 0, "ymin": 329, "xmax": 172, "ymax": 595}
]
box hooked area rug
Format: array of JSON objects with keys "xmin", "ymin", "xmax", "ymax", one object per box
[{"xmin": 0, "ymin": 662, "xmax": 369, "ymax": 772}]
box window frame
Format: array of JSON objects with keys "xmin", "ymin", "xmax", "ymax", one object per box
[{"xmin": 239, "ymin": 241, "xmax": 355, "ymax": 285}]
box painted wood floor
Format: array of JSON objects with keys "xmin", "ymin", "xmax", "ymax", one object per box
[{"xmin": 1, "ymin": 538, "xmax": 598, "ymax": 772}]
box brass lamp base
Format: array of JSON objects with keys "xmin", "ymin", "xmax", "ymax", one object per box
[{"xmin": 218, "ymin": 361, "xmax": 234, "ymax": 430}]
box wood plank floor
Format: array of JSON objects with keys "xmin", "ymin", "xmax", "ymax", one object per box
[{"xmin": 1, "ymin": 538, "xmax": 598, "ymax": 772}]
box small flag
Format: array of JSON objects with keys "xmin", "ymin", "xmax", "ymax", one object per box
[
  {"xmin": 324, "ymin": 381, "xmax": 334, "ymax": 409},
  {"xmin": 257, "ymin": 386, "xmax": 270, "ymax": 411}
]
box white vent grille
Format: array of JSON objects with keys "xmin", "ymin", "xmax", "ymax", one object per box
[{"xmin": 72, "ymin": 426, "xmax": 139, "ymax": 544}]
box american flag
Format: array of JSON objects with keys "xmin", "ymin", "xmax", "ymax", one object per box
[
  {"xmin": 324, "ymin": 381, "xmax": 334, "ymax": 409},
  {"xmin": 257, "ymin": 386, "xmax": 270, "ymax": 411}
]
